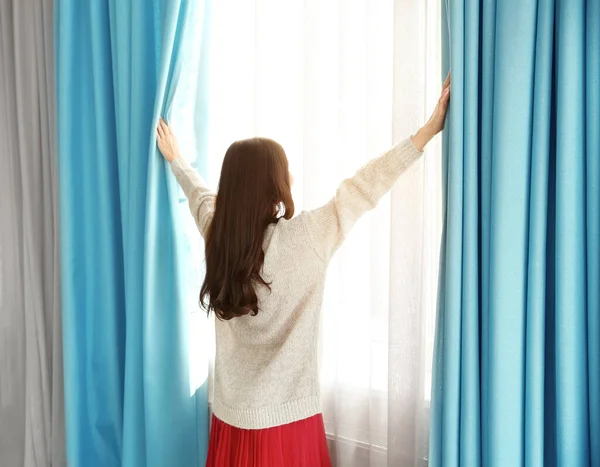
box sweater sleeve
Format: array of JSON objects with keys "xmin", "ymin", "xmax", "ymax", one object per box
[
  {"xmin": 170, "ymin": 157, "xmax": 216, "ymax": 238},
  {"xmin": 300, "ymin": 138, "xmax": 423, "ymax": 263}
]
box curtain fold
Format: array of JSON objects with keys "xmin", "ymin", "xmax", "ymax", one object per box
[
  {"xmin": 55, "ymin": 1, "xmax": 210, "ymax": 465},
  {"xmin": 431, "ymin": 0, "xmax": 600, "ymax": 466},
  {"xmin": 0, "ymin": 0, "xmax": 66, "ymax": 466}
]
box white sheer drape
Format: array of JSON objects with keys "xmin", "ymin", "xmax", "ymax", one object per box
[{"xmin": 205, "ymin": 1, "xmax": 442, "ymax": 465}]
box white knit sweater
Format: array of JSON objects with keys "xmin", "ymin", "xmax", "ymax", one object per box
[{"xmin": 170, "ymin": 138, "xmax": 423, "ymax": 429}]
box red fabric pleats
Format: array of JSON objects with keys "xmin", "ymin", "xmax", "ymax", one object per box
[{"xmin": 206, "ymin": 414, "xmax": 331, "ymax": 467}]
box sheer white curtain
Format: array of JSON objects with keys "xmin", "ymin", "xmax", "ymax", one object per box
[{"xmin": 205, "ymin": 1, "xmax": 442, "ymax": 465}]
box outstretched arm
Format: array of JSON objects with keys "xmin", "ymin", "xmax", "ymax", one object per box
[
  {"xmin": 157, "ymin": 119, "xmax": 215, "ymax": 238},
  {"xmin": 301, "ymin": 76, "xmax": 451, "ymax": 263}
]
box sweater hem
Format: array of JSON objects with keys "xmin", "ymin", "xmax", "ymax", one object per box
[{"xmin": 212, "ymin": 395, "xmax": 322, "ymax": 430}]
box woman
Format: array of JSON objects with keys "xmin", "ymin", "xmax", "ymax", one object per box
[{"xmin": 156, "ymin": 77, "xmax": 450, "ymax": 466}]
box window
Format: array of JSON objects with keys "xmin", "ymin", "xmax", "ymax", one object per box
[{"xmin": 180, "ymin": 1, "xmax": 442, "ymax": 464}]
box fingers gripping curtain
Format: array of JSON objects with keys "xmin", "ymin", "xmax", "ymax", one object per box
[
  {"xmin": 430, "ymin": 0, "xmax": 600, "ymax": 466},
  {"xmin": 55, "ymin": 1, "xmax": 210, "ymax": 466}
]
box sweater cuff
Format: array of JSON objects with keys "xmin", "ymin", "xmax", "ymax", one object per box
[
  {"xmin": 407, "ymin": 136, "xmax": 425, "ymax": 154},
  {"xmin": 385, "ymin": 137, "xmax": 424, "ymax": 174},
  {"xmin": 169, "ymin": 157, "xmax": 186, "ymax": 171}
]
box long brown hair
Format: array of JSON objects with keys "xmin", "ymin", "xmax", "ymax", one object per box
[{"xmin": 200, "ymin": 138, "xmax": 294, "ymax": 320}]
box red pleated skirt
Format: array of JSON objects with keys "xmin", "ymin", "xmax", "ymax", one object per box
[{"xmin": 206, "ymin": 414, "xmax": 331, "ymax": 467}]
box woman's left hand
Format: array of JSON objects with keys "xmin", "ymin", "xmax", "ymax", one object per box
[{"xmin": 156, "ymin": 118, "xmax": 180, "ymax": 162}]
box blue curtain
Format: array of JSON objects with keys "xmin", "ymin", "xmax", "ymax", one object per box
[
  {"xmin": 55, "ymin": 1, "xmax": 211, "ymax": 466},
  {"xmin": 431, "ymin": 0, "xmax": 599, "ymax": 466}
]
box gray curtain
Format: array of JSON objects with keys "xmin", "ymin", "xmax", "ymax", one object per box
[{"xmin": 0, "ymin": 0, "xmax": 66, "ymax": 466}]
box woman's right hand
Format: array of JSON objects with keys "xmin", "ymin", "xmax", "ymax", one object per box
[
  {"xmin": 411, "ymin": 73, "xmax": 451, "ymax": 151},
  {"xmin": 156, "ymin": 118, "xmax": 180, "ymax": 162},
  {"xmin": 426, "ymin": 72, "xmax": 451, "ymax": 135}
]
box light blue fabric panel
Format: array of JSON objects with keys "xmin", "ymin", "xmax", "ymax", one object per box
[
  {"xmin": 55, "ymin": 1, "xmax": 210, "ymax": 465},
  {"xmin": 431, "ymin": 0, "xmax": 600, "ymax": 466}
]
